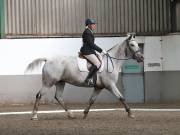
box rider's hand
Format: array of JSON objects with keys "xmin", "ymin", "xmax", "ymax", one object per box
[{"xmin": 102, "ymin": 50, "xmax": 107, "ymax": 55}]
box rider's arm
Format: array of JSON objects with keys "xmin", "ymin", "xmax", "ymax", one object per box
[
  {"xmin": 93, "ymin": 44, "xmax": 103, "ymax": 53},
  {"xmin": 84, "ymin": 32, "xmax": 103, "ymax": 53}
]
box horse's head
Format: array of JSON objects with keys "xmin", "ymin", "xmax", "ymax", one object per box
[{"xmin": 125, "ymin": 35, "xmax": 144, "ymax": 63}]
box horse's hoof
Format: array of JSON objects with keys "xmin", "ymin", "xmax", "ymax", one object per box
[
  {"xmin": 128, "ymin": 113, "xmax": 135, "ymax": 118},
  {"xmin": 68, "ymin": 115, "xmax": 76, "ymax": 119},
  {"xmin": 67, "ymin": 110, "xmax": 75, "ymax": 119},
  {"xmin": 31, "ymin": 115, "xmax": 38, "ymax": 120}
]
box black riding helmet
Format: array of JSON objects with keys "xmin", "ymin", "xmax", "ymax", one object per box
[{"xmin": 85, "ymin": 18, "xmax": 96, "ymax": 26}]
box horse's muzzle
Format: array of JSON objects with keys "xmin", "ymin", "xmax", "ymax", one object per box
[{"xmin": 134, "ymin": 53, "xmax": 144, "ymax": 63}]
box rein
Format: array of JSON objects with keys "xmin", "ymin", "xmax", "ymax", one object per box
[
  {"xmin": 107, "ymin": 53, "xmax": 132, "ymax": 61},
  {"xmin": 105, "ymin": 53, "xmax": 132, "ymax": 73}
]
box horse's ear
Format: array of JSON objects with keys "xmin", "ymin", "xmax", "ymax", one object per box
[
  {"xmin": 127, "ymin": 33, "xmax": 136, "ymax": 39},
  {"xmin": 127, "ymin": 35, "xmax": 132, "ymax": 40}
]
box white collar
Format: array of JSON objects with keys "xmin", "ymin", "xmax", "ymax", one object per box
[{"xmin": 86, "ymin": 27, "xmax": 94, "ymax": 34}]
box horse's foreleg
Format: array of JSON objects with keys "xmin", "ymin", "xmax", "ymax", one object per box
[
  {"xmin": 55, "ymin": 82, "xmax": 74, "ymax": 119},
  {"xmin": 108, "ymin": 84, "xmax": 134, "ymax": 118},
  {"xmin": 83, "ymin": 88, "xmax": 101, "ymax": 119},
  {"xmin": 119, "ymin": 97, "xmax": 134, "ymax": 118}
]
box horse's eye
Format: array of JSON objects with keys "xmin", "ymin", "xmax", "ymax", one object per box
[{"xmin": 130, "ymin": 44, "xmax": 134, "ymax": 47}]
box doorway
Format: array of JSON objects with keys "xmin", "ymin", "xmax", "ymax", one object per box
[{"xmin": 122, "ymin": 43, "xmax": 144, "ymax": 103}]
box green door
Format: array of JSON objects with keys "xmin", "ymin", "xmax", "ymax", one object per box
[{"xmin": 0, "ymin": 0, "xmax": 5, "ymax": 38}]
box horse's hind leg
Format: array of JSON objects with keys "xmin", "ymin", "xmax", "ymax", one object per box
[
  {"xmin": 55, "ymin": 82, "xmax": 74, "ymax": 119},
  {"xmin": 83, "ymin": 88, "xmax": 101, "ymax": 119},
  {"xmin": 108, "ymin": 83, "xmax": 134, "ymax": 118},
  {"xmin": 31, "ymin": 86, "xmax": 49, "ymax": 120}
]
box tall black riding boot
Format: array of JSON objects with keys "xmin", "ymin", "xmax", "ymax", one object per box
[{"xmin": 85, "ymin": 65, "xmax": 98, "ymax": 86}]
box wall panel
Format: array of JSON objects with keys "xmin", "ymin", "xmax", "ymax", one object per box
[{"xmin": 4, "ymin": 0, "xmax": 171, "ymax": 37}]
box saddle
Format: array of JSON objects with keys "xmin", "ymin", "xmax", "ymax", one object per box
[{"xmin": 77, "ymin": 52, "xmax": 104, "ymax": 72}]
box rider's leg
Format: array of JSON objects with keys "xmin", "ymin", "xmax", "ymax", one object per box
[
  {"xmin": 85, "ymin": 65, "xmax": 98, "ymax": 84},
  {"xmin": 84, "ymin": 54, "xmax": 101, "ymax": 86},
  {"xmin": 84, "ymin": 54, "xmax": 101, "ymax": 68}
]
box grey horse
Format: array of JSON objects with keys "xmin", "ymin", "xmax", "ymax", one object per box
[{"xmin": 26, "ymin": 35, "xmax": 144, "ymax": 120}]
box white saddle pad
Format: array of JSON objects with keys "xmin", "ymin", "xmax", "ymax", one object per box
[{"xmin": 77, "ymin": 55, "xmax": 104, "ymax": 72}]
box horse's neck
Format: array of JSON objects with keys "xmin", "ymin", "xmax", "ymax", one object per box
[
  {"xmin": 109, "ymin": 41, "xmax": 126, "ymax": 58},
  {"xmin": 108, "ymin": 41, "xmax": 127, "ymax": 70}
]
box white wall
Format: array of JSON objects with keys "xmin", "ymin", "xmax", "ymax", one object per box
[
  {"xmin": 139, "ymin": 35, "xmax": 180, "ymax": 72},
  {"xmin": 162, "ymin": 34, "xmax": 180, "ymax": 71},
  {"xmin": 144, "ymin": 37, "xmax": 163, "ymax": 72},
  {"xmin": 0, "ymin": 37, "xmax": 125, "ymax": 75},
  {"xmin": 0, "ymin": 35, "xmax": 179, "ymax": 75}
]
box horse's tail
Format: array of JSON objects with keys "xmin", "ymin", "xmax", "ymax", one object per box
[{"xmin": 25, "ymin": 58, "xmax": 47, "ymax": 72}]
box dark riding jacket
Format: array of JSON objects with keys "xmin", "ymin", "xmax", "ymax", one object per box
[{"xmin": 80, "ymin": 28, "xmax": 103, "ymax": 55}]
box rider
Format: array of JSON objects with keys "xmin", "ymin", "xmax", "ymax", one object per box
[{"xmin": 80, "ymin": 18, "xmax": 107, "ymax": 86}]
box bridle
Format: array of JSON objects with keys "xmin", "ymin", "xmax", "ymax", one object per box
[
  {"xmin": 105, "ymin": 39, "xmax": 140, "ymax": 73},
  {"xmin": 126, "ymin": 39, "xmax": 141, "ymax": 59}
]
